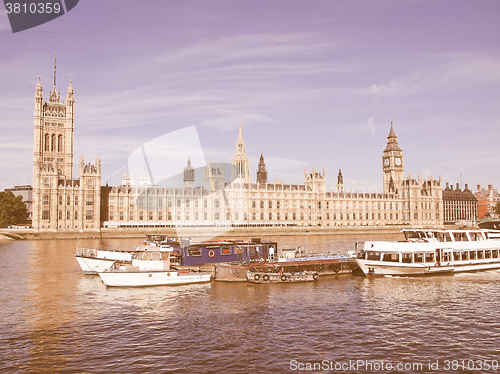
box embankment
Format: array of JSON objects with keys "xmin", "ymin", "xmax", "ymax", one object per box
[{"xmin": 0, "ymin": 225, "xmax": 406, "ymax": 240}]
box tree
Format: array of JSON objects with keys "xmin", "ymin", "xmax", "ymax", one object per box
[
  {"xmin": 0, "ymin": 191, "xmax": 29, "ymax": 227},
  {"xmin": 494, "ymin": 201, "xmax": 500, "ymax": 216}
]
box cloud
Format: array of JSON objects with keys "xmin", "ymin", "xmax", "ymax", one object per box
[
  {"xmin": 199, "ymin": 113, "xmax": 274, "ymax": 131},
  {"xmin": 153, "ymin": 33, "xmax": 332, "ymax": 67},
  {"xmin": 361, "ymin": 72, "xmax": 421, "ymax": 97},
  {"xmin": 361, "ymin": 51, "xmax": 500, "ymax": 98}
]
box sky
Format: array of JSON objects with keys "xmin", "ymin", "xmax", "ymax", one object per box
[{"xmin": 1, "ymin": 0, "xmax": 500, "ymax": 193}]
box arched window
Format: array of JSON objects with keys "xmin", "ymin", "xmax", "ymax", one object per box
[
  {"xmin": 51, "ymin": 134, "xmax": 56, "ymax": 151},
  {"xmin": 58, "ymin": 135, "xmax": 63, "ymax": 152},
  {"xmin": 44, "ymin": 133, "xmax": 50, "ymax": 151}
]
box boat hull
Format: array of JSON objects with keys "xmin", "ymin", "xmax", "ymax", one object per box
[
  {"xmin": 98, "ymin": 270, "xmax": 212, "ymax": 287},
  {"xmin": 355, "ymin": 258, "xmax": 500, "ymax": 276},
  {"xmin": 215, "ymin": 259, "xmax": 354, "ymax": 281},
  {"xmin": 246, "ymin": 271, "xmax": 319, "ymax": 284},
  {"xmin": 75, "ymin": 255, "xmax": 118, "ymax": 275}
]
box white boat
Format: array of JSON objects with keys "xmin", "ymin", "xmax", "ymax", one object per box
[
  {"xmin": 75, "ymin": 248, "xmax": 135, "ymax": 274},
  {"xmin": 97, "ymin": 250, "xmax": 211, "ymax": 287},
  {"xmin": 354, "ymin": 229, "xmax": 500, "ymax": 276},
  {"xmin": 75, "ymin": 234, "xmax": 180, "ymax": 275}
]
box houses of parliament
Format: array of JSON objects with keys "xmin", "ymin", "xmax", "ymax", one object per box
[{"xmin": 32, "ymin": 64, "xmax": 452, "ymax": 232}]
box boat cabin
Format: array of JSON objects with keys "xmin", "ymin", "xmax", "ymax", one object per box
[
  {"xmin": 180, "ymin": 238, "xmax": 278, "ymax": 266},
  {"xmin": 403, "ymin": 229, "xmax": 487, "ymax": 243},
  {"xmin": 360, "ymin": 229, "xmax": 500, "ymax": 265}
]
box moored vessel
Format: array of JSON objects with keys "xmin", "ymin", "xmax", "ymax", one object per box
[
  {"xmin": 354, "ymin": 229, "xmax": 500, "ymax": 276},
  {"xmin": 246, "ymin": 270, "xmax": 319, "ymax": 284},
  {"xmin": 75, "ymin": 235, "xmax": 180, "ymax": 274},
  {"xmin": 97, "ymin": 249, "xmax": 211, "ymax": 287}
]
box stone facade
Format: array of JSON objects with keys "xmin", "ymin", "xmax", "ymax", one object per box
[
  {"xmin": 102, "ymin": 123, "xmax": 444, "ymax": 229},
  {"xmin": 32, "ymin": 59, "xmax": 101, "ymax": 231},
  {"xmin": 31, "ymin": 64, "xmax": 444, "ymax": 231},
  {"xmin": 442, "ymin": 183, "xmax": 478, "ymax": 224}
]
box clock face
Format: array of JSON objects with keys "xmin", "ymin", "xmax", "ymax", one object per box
[
  {"xmin": 384, "ymin": 158, "xmax": 390, "ymax": 166},
  {"xmin": 395, "ymin": 157, "xmax": 402, "ymax": 166}
]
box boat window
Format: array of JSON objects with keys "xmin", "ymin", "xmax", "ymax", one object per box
[
  {"xmin": 452, "ymin": 232, "xmax": 468, "ymax": 242},
  {"xmin": 442, "ymin": 252, "xmax": 451, "ymax": 262},
  {"xmin": 441, "ymin": 233, "xmax": 453, "ymax": 242},
  {"xmin": 470, "ymin": 251, "xmax": 476, "ymax": 260},
  {"xmin": 453, "ymin": 252, "xmax": 461, "ymax": 261},
  {"xmin": 477, "ymin": 251, "xmax": 484, "ymax": 259},
  {"xmin": 383, "ymin": 253, "xmax": 399, "ymax": 262},
  {"xmin": 221, "ymin": 246, "xmax": 232, "ymax": 255},
  {"xmin": 234, "ymin": 246, "xmax": 243, "ymax": 255},
  {"xmin": 424, "ymin": 253, "xmax": 434, "ymax": 262},
  {"xmin": 405, "ymin": 231, "xmax": 424, "ymax": 240},
  {"xmin": 414, "ymin": 253, "xmax": 424, "ymax": 263},
  {"xmin": 402, "ymin": 253, "xmax": 412, "ymax": 263},
  {"xmin": 434, "ymin": 232, "xmax": 445, "ymax": 242},
  {"xmin": 187, "ymin": 248, "xmax": 202, "ymax": 256},
  {"xmin": 367, "ymin": 252, "xmax": 381, "ymax": 261},
  {"xmin": 469, "ymin": 232, "xmax": 478, "ymax": 241},
  {"xmin": 485, "ymin": 250, "xmax": 492, "ymax": 259},
  {"xmin": 461, "ymin": 252, "xmax": 468, "ymax": 261}
]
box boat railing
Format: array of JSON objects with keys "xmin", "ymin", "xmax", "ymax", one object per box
[{"xmin": 76, "ymin": 247, "xmax": 99, "ymax": 257}]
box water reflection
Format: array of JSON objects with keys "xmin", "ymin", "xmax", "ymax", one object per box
[
  {"xmin": 24, "ymin": 240, "xmax": 81, "ymax": 372},
  {"xmin": 1, "ymin": 236, "xmax": 500, "ymax": 373}
]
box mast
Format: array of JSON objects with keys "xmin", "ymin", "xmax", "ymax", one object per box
[{"xmin": 53, "ymin": 52, "xmax": 56, "ymax": 90}]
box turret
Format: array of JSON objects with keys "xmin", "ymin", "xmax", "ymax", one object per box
[
  {"xmin": 337, "ymin": 169, "xmax": 344, "ymax": 193},
  {"xmin": 257, "ymin": 153, "xmax": 268, "ymax": 187},
  {"xmin": 183, "ymin": 157, "xmax": 195, "ymax": 188}
]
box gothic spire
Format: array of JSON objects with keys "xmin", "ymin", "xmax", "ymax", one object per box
[
  {"xmin": 238, "ymin": 120, "xmax": 243, "ymax": 140},
  {"xmin": 388, "ymin": 120, "xmax": 397, "ymax": 139},
  {"xmin": 49, "ymin": 52, "xmax": 60, "ymax": 102},
  {"xmin": 384, "ymin": 120, "xmax": 402, "ymax": 152}
]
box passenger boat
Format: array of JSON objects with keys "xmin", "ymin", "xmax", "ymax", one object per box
[
  {"xmin": 246, "ymin": 270, "xmax": 319, "ymax": 284},
  {"xmin": 354, "ymin": 229, "xmax": 500, "ymax": 276},
  {"xmin": 97, "ymin": 249, "xmax": 211, "ymax": 287},
  {"xmin": 75, "ymin": 235, "xmax": 180, "ymax": 274}
]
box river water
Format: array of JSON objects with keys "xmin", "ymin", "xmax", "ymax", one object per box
[{"xmin": 1, "ymin": 235, "xmax": 499, "ymax": 373}]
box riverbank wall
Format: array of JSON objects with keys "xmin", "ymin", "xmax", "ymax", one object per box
[{"xmin": 0, "ymin": 225, "xmax": 406, "ymax": 240}]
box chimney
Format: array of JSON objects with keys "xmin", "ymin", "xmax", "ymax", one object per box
[
  {"xmin": 488, "ymin": 185, "xmax": 493, "ymax": 195},
  {"xmin": 477, "ymin": 184, "xmax": 481, "ymax": 192}
]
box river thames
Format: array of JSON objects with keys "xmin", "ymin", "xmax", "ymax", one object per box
[{"xmin": 1, "ymin": 235, "xmax": 499, "ymax": 373}]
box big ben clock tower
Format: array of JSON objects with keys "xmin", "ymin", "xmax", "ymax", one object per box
[{"xmin": 382, "ymin": 121, "xmax": 404, "ymax": 193}]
